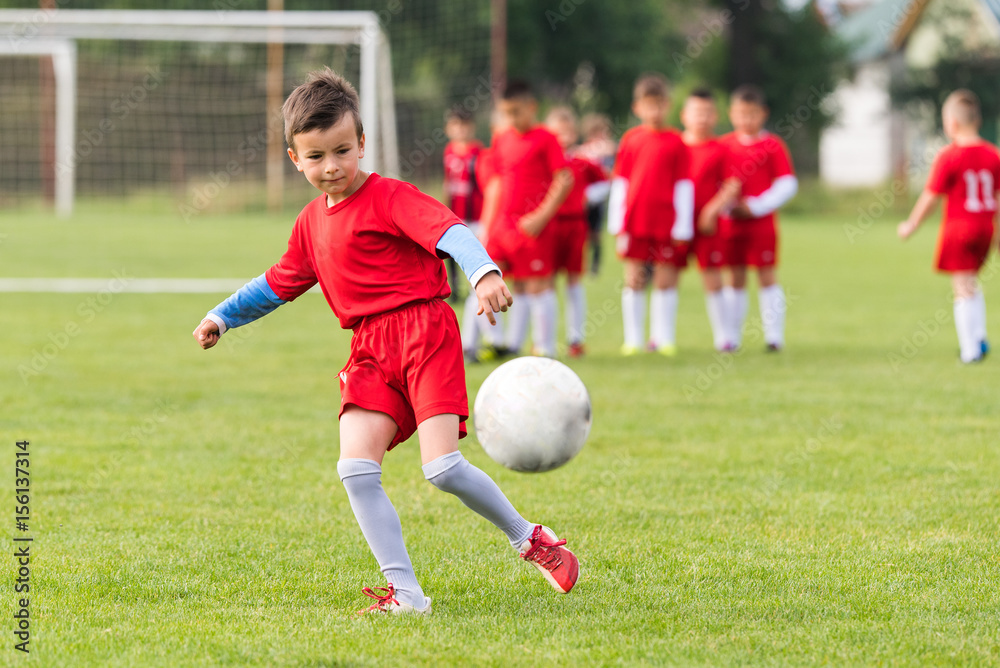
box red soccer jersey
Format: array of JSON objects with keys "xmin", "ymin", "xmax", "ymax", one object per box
[
  {"xmin": 556, "ymin": 154, "xmax": 607, "ymax": 219},
  {"xmin": 613, "ymin": 126, "xmax": 691, "ymax": 241},
  {"xmin": 265, "ymin": 174, "xmax": 459, "ymax": 329},
  {"xmin": 493, "ymin": 126, "xmax": 567, "ymax": 226},
  {"xmin": 443, "ymin": 140, "xmax": 484, "ymax": 221},
  {"xmin": 719, "ymin": 131, "xmax": 794, "ymax": 226},
  {"xmin": 475, "ymin": 147, "xmax": 496, "ymax": 192},
  {"xmin": 686, "ymin": 138, "xmax": 729, "ymax": 217},
  {"xmin": 927, "ymin": 141, "xmax": 1000, "ymax": 237}
]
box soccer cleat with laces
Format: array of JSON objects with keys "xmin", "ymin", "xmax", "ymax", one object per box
[
  {"xmin": 519, "ymin": 525, "xmax": 579, "ymax": 594},
  {"xmin": 356, "ymin": 584, "xmax": 432, "ymax": 615}
]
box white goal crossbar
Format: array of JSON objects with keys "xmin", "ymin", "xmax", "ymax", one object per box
[{"xmin": 0, "ymin": 9, "xmax": 399, "ymax": 216}]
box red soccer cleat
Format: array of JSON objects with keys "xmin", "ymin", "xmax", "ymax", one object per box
[
  {"xmin": 519, "ymin": 525, "xmax": 579, "ymax": 593},
  {"xmin": 356, "ymin": 584, "xmax": 432, "ymax": 615},
  {"xmin": 567, "ymin": 342, "xmax": 586, "ymax": 358}
]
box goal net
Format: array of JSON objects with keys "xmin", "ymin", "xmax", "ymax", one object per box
[{"xmin": 0, "ymin": 9, "xmax": 398, "ymax": 217}]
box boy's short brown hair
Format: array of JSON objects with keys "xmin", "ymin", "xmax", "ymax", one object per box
[
  {"xmin": 545, "ymin": 105, "xmax": 577, "ymax": 125},
  {"xmin": 944, "ymin": 89, "xmax": 982, "ymax": 127},
  {"xmin": 731, "ymin": 84, "xmax": 767, "ymax": 108},
  {"xmin": 580, "ymin": 112, "xmax": 611, "ymax": 140},
  {"xmin": 633, "ymin": 73, "xmax": 670, "ymax": 101},
  {"xmin": 282, "ymin": 68, "xmax": 364, "ymax": 151},
  {"xmin": 445, "ymin": 105, "xmax": 474, "ymax": 124}
]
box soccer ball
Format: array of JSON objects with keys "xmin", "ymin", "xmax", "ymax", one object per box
[{"xmin": 473, "ymin": 357, "xmax": 592, "ymax": 473}]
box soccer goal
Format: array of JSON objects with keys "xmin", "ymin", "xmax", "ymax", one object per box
[{"xmin": 0, "ymin": 9, "xmax": 398, "ymax": 217}]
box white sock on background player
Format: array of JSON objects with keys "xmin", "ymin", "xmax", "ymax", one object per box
[
  {"xmin": 566, "ymin": 282, "xmax": 587, "ymax": 345},
  {"xmin": 460, "ymin": 293, "xmax": 481, "ymax": 353},
  {"xmin": 705, "ymin": 290, "xmax": 728, "ymax": 350},
  {"xmin": 338, "ymin": 458, "xmax": 429, "ymax": 610},
  {"xmin": 530, "ymin": 289, "xmax": 558, "ymax": 357},
  {"xmin": 423, "ymin": 451, "xmax": 535, "ymax": 549},
  {"xmin": 759, "ymin": 284, "xmax": 786, "ymax": 348},
  {"xmin": 622, "ymin": 287, "xmax": 645, "ymax": 350},
  {"xmin": 650, "ymin": 288, "xmax": 677, "ymax": 348},
  {"xmin": 505, "ymin": 293, "xmax": 530, "ymax": 352},
  {"xmin": 723, "ymin": 286, "xmax": 748, "ymax": 348},
  {"xmin": 954, "ymin": 297, "xmax": 980, "ymax": 362},
  {"xmin": 972, "ymin": 288, "xmax": 987, "ymax": 344}
]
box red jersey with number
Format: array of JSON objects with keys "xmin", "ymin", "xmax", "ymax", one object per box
[
  {"xmin": 443, "ymin": 140, "xmax": 484, "ymax": 221},
  {"xmin": 613, "ymin": 126, "xmax": 691, "ymax": 241},
  {"xmin": 686, "ymin": 138, "xmax": 729, "ymax": 216},
  {"xmin": 556, "ymin": 154, "xmax": 607, "ymax": 219},
  {"xmin": 719, "ymin": 131, "xmax": 794, "ymax": 227},
  {"xmin": 265, "ymin": 173, "xmax": 458, "ymax": 330},
  {"xmin": 927, "ymin": 141, "xmax": 1000, "ymax": 236},
  {"xmin": 493, "ymin": 126, "xmax": 567, "ymax": 227}
]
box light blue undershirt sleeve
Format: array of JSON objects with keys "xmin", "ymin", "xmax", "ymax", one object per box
[
  {"xmin": 205, "ymin": 273, "xmax": 286, "ymax": 335},
  {"xmin": 436, "ymin": 223, "xmax": 502, "ymax": 288}
]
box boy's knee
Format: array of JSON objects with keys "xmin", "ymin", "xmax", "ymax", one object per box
[{"xmin": 422, "ymin": 451, "xmax": 467, "ymax": 490}]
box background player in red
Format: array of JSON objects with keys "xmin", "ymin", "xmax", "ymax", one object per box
[
  {"xmin": 191, "ymin": 69, "xmax": 578, "ymax": 614},
  {"xmin": 719, "ymin": 85, "xmax": 798, "ymax": 352},
  {"xmin": 609, "ymin": 73, "xmax": 694, "ymax": 356},
  {"xmin": 681, "ymin": 88, "xmax": 742, "ymax": 352},
  {"xmin": 442, "ymin": 106, "xmax": 497, "ymax": 362},
  {"xmin": 545, "ymin": 106, "xmax": 608, "ymax": 357},
  {"xmin": 898, "ymin": 89, "xmax": 1000, "ymax": 363},
  {"xmin": 577, "ymin": 112, "xmax": 618, "ymax": 276},
  {"xmin": 492, "ymin": 80, "xmax": 573, "ymax": 357}
]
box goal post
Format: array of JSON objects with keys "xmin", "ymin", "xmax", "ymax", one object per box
[{"xmin": 0, "ymin": 9, "xmax": 399, "ymax": 217}]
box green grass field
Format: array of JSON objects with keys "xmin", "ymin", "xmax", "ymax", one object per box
[{"xmin": 2, "ymin": 199, "xmax": 999, "ymax": 667}]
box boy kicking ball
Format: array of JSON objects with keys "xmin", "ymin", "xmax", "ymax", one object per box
[
  {"xmin": 191, "ymin": 69, "xmax": 579, "ymax": 614},
  {"xmin": 898, "ymin": 89, "xmax": 1000, "ymax": 364}
]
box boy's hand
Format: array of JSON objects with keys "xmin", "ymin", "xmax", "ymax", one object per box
[
  {"xmin": 193, "ymin": 318, "xmax": 221, "ymax": 350},
  {"xmin": 731, "ymin": 199, "xmax": 753, "ymax": 219},
  {"xmin": 475, "ymin": 271, "xmax": 514, "ymax": 326},
  {"xmin": 697, "ymin": 210, "xmax": 717, "ymax": 235},
  {"xmin": 517, "ymin": 211, "xmax": 549, "ymax": 238},
  {"xmin": 897, "ymin": 220, "xmax": 918, "ymax": 240}
]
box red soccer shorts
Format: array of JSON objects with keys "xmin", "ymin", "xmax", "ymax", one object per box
[
  {"xmin": 552, "ymin": 215, "xmax": 589, "ymax": 275},
  {"xmin": 935, "ymin": 224, "xmax": 994, "ymax": 272},
  {"xmin": 720, "ymin": 219, "xmax": 778, "ymax": 268},
  {"xmin": 692, "ymin": 229, "xmax": 727, "ymax": 270},
  {"xmin": 507, "ymin": 222, "xmax": 557, "ymax": 279},
  {"xmin": 616, "ymin": 233, "xmax": 689, "ymax": 267},
  {"xmin": 339, "ymin": 299, "xmax": 468, "ymax": 449}
]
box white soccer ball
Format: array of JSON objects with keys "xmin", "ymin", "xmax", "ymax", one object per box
[{"xmin": 473, "ymin": 357, "xmax": 592, "ymax": 473}]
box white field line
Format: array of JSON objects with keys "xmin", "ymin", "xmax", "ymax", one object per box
[{"xmin": 0, "ymin": 278, "xmax": 322, "ymax": 294}]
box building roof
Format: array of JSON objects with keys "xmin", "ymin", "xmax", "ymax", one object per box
[{"xmin": 836, "ymin": 0, "xmax": 930, "ymax": 62}]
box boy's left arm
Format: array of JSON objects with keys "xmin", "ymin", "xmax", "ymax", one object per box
[
  {"xmin": 519, "ymin": 168, "xmax": 574, "ymax": 237},
  {"xmin": 735, "ymin": 139, "xmax": 797, "ymax": 219},
  {"xmin": 437, "ymin": 224, "xmax": 512, "ymax": 325}
]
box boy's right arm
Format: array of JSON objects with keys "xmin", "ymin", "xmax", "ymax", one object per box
[
  {"xmin": 192, "ymin": 273, "xmax": 287, "ymax": 350},
  {"xmin": 898, "ymin": 189, "xmax": 942, "ymax": 239}
]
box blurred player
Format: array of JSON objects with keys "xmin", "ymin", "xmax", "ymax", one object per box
[
  {"xmin": 191, "ymin": 69, "xmax": 578, "ymax": 615},
  {"xmin": 898, "ymin": 89, "xmax": 1000, "ymax": 363},
  {"xmin": 441, "ymin": 106, "xmax": 494, "ymax": 362},
  {"xmin": 610, "ymin": 72, "xmax": 694, "ymax": 356},
  {"xmin": 545, "ymin": 106, "xmax": 608, "ymax": 357},
  {"xmin": 680, "ymin": 88, "xmax": 741, "ymax": 351},
  {"xmin": 719, "ymin": 85, "xmax": 798, "ymax": 352},
  {"xmin": 491, "ymin": 80, "xmax": 573, "ymax": 357},
  {"xmin": 577, "ymin": 113, "xmax": 618, "ymax": 275}
]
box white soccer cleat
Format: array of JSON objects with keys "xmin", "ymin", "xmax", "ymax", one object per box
[{"xmin": 356, "ymin": 584, "xmax": 432, "ymax": 615}]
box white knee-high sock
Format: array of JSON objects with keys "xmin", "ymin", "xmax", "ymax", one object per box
[
  {"xmin": 705, "ymin": 290, "xmax": 728, "ymax": 350},
  {"xmin": 723, "ymin": 286, "xmax": 748, "ymax": 347},
  {"xmin": 505, "ymin": 293, "xmax": 530, "ymax": 352},
  {"xmin": 650, "ymin": 288, "xmax": 678, "ymax": 348},
  {"xmin": 565, "ymin": 282, "xmax": 587, "ymax": 345},
  {"xmin": 423, "ymin": 451, "xmax": 535, "ymax": 549},
  {"xmin": 759, "ymin": 284, "xmax": 786, "ymax": 347},
  {"xmin": 530, "ymin": 289, "xmax": 558, "ymax": 356},
  {"xmin": 338, "ymin": 459, "xmax": 429, "ymax": 609},
  {"xmin": 622, "ymin": 287, "xmax": 646, "ymax": 349},
  {"xmin": 955, "ymin": 297, "xmax": 980, "ymax": 362},
  {"xmin": 461, "ymin": 293, "xmax": 481, "ymax": 352},
  {"xmin": 972, "ymin": 288, "xmax": 987, "ymax": 344}
]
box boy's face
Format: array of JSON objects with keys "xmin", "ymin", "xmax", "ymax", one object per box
[
  {"xmin": 730, "ymin": 99, "xmax": 768, "ymax": 136},
  {"xmin": 681, "ymin": 97, "xmax": 717, "ymax": 137},
  {"xmin": 632, "ymin": 95, "xmax": 669, "ymax": 127},
  {"xmin": 546, "ymin": 115, "xmax": 578, "ymax": 149},
  {"xmin": 445, "ymin": 118, "xmax": 475, "ymax": 143},
  {"xmin": 498, "ymin": 97, "xmax": 537, "ymax": 133},
  {"xmin": 287, "ymin": 114, "xmax": 365, "ymax": 202}
]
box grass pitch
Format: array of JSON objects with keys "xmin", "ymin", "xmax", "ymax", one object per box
[{"xmin": 2, "ymin": 199, "xmax": 999, "ymax": 666}]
